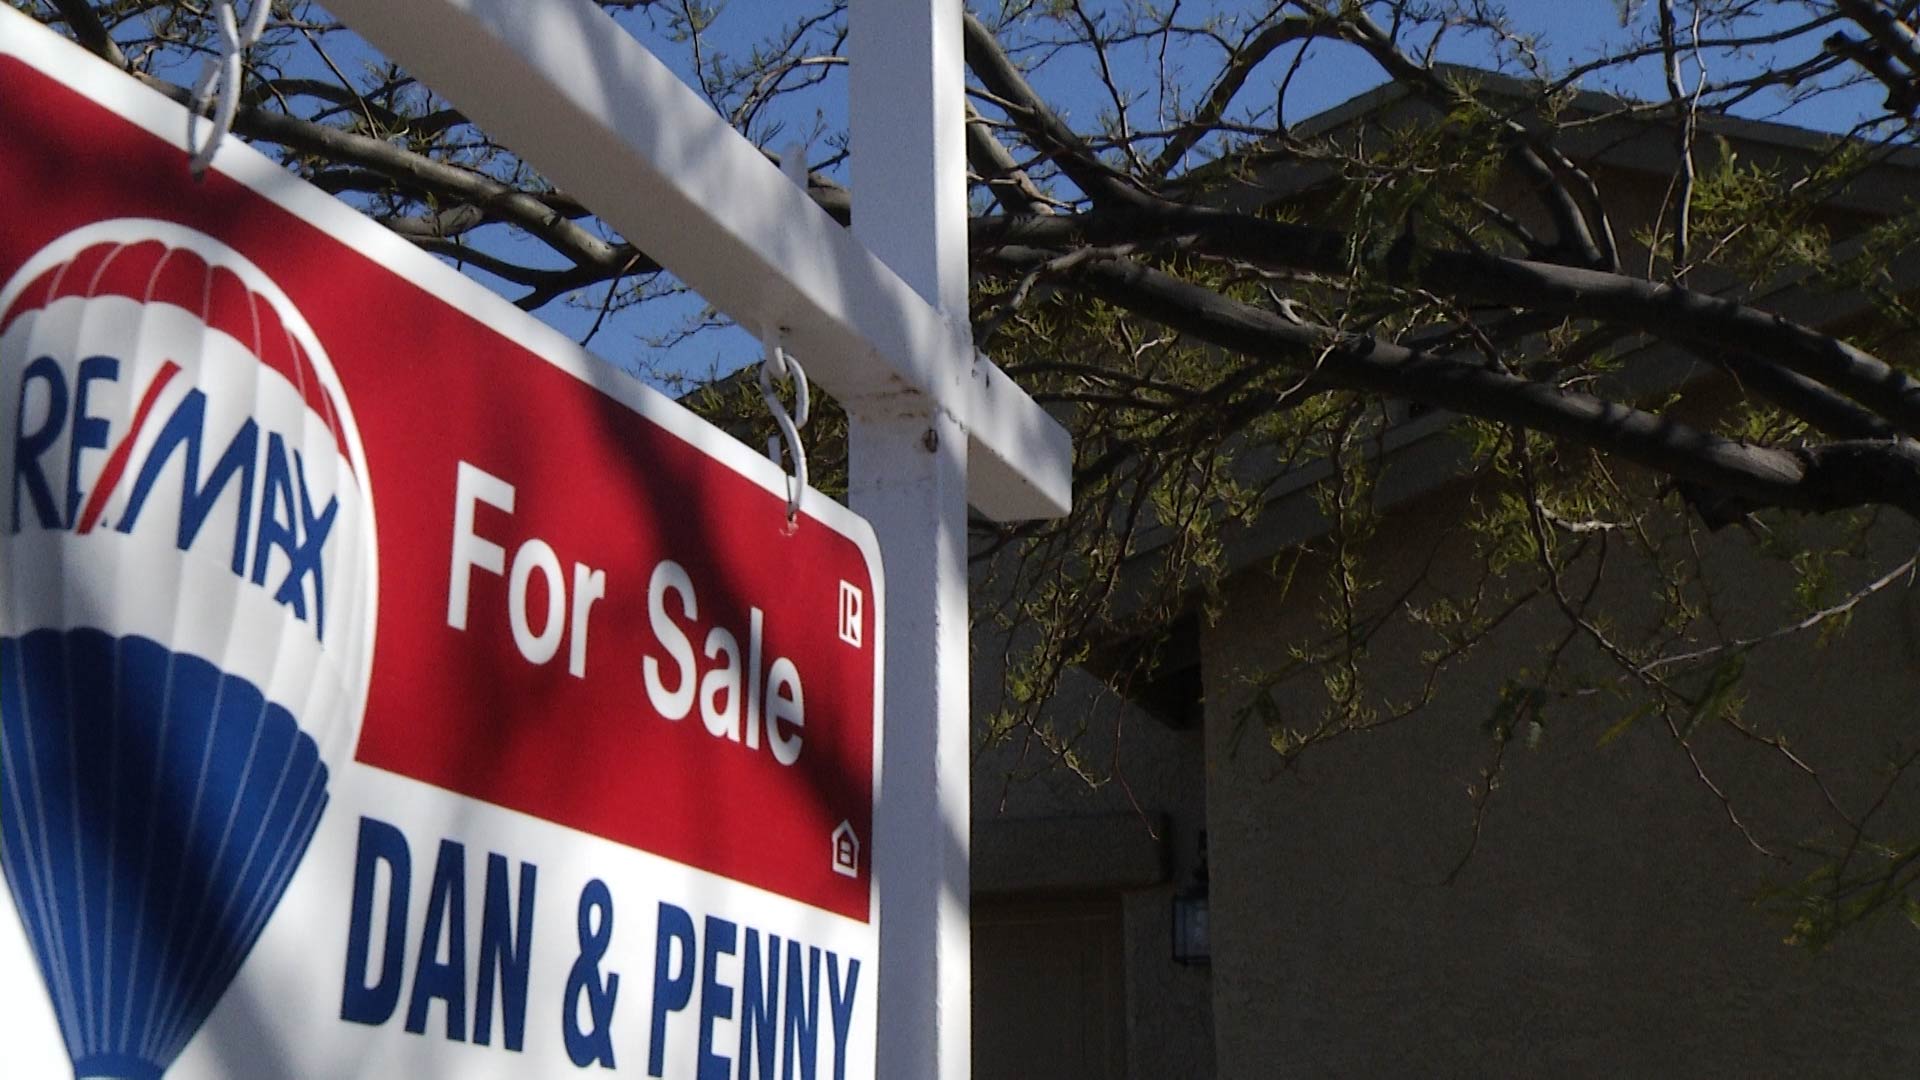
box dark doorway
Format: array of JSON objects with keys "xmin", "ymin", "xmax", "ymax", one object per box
[{"xmin": 972, "ymin": 895, "xmax": 1128, "ymax": 1079}]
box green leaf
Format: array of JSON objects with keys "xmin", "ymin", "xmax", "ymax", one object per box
[
  {"xmin": 1485, "ymin": 679, "xmax": 1546, "ymax": 742},
  {"xmin": 1596, "ymin": 702, "xmax": 1655, "ymax": 748},
  {"xmin": 1683, "ymin": 655, "xmax": 1746, "ymax": 737}
]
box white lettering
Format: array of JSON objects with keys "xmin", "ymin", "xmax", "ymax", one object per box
[
  {"xmin": 447, "ymin": 461, "xmax": 603, "ymax": 676},
  {"xmin": 700, "ymin": 627, "xmax": 742, "ymax": 740},
  {"xmin": 508, "ymin": 538, "xmax": 565, "ymax": 664},
  {"xmin": 569, "ymin": 563, "xmax": 606, "ymax": 679},
  {"xmin": 766, "ymin": 657, "xmax": 805, "ymax": 766},
  {"xmin": 447, "ymin": 461, "xmax": 513, "ymax": 631},
  {"xmin": 639, "ymin": 560, "xmax": 805, "ymax": 763},
  {"xmin": 645, "ymin": 560, "xmax": 698, "ymax": 720},
  {"xmin": 746, "ymin": 607, "xmax": 764, "ymax": 751}
]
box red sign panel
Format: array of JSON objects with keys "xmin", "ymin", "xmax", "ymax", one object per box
[{"xmin": 0, "ymin": 54, "xmax": 881, "ymax": 924}]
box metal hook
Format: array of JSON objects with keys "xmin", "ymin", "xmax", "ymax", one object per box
[
  {"xmin": 187, "ymin": 1, "xmax": 272, "ymax": 177},
  {"xmin": 758, "ymin": 330, "xmax": 810, "ymax": 522}
]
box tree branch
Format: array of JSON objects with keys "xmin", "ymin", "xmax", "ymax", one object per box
[
  {"xmin": 985, "ymin": 245, "xmax": 1920, "ymax": 520},
  {"xmin": 975, "ymin": 204, "xmax": 1920, "ymax": 437},
  {"xmin": 135, "ymin": 73, "xmax": 642, "ymax": 282},
  {"xmin": 965, "ymin": 102, "xmax": 1053, "ymax": 216},
  {"xmin": 1145, "ymin": 13, "xmax": 1330, "ymax": 180},
  {"xmin": 49, "ymin": 0, "xmax": 125, "ymax": 68},
  {"xmin": 961, "ymin": 11, "xmax": 1146, "ymax": 207}
]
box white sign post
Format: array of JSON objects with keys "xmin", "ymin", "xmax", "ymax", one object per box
[
  {"xmin": 311, "ymin": 3, "xmax": 1070, "ymax": 1079},
  {"xmin": 845, "ymin": 3, "xmax": 980, "ymax": 1077}
]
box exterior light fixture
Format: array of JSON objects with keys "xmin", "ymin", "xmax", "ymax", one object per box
[{"xmin": 1171, "ymin": 830, "xmax": 1211, "ymax": 966}]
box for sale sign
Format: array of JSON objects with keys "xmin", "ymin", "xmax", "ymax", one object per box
[{"xmin": 0, "ymin": 10, "xmax": 882, "ymax": 1078}]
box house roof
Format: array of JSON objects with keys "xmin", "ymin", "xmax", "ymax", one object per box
[{"xmin": 1196, "ymin": 62, "xmax": 1920, "ymax": 216}]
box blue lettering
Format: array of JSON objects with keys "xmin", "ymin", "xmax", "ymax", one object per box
[
  {"xmin": 118, "ymin": 389, "xmax": 256, "ymax": 574},
  {"xmin": 474, "ymin": 853, "xmax": 536, "ymax": 1051},
  {"xmin": 246, "ymin": 436, "xmax": 337, "ymax": 639},
  {"xmin": 825, "ymin": 954, "xmax": 859, "ymax": 1080},
  {"xmin": 782, "ymin": 943, "xmax": 820, "ymax": 1080},
  {"xmin": 405, "ymin": 839, "xmax": 468, "ymax": 1041},
  {"xmin": 636, "ymin": 913, "xmax": 856, "ymax": 1077},
  {"xmin": 649, "ymin": 902, "xmax": 698, "ymax": 1077},
  {"xmin": 285, "ymin": 448, "xmax": 337, "ymax": 639},
  {"xmin": 64, "ymin": 356, "xmax": 118, "ymax": 525},
  {"xmin": 340, "ymin": 817, "xmax": 411, "ymax": 1026},
  {"xmin": 698, "ymin": 916, "xmax": 738, "ymax": 1080},
  {"xmin": 250, "ymin": 432, "xmax": 301, "ymax": 610},
  {"xmin": 738, "ymin": 930, "xmax": 782, "ymax": 1080},
  {"xmin": 11, "ymin": 355, "xmax": 67, "ymax": 533}
]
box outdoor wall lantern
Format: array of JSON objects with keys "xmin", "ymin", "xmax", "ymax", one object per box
[{"xmin": 1171, "ymin": 830, "xmax": 1210, "ymax": 966}]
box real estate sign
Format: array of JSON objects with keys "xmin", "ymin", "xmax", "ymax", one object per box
[{"xmin": 0, "ymin": 12, "xmax": 882, "ymax": 1077}]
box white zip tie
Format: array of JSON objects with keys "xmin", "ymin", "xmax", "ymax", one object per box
[
  {"xmin": 758, "ymin": 331, "xmax": 811, "ymax": 523},
  {"xmin": 186, "ymin": 0, "xmax": 272, "ymax": 178}
]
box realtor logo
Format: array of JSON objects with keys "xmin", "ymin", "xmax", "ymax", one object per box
[
  {"xmin": 838, "ymin": 580, "xmax": 863, "ymax": 648},
  {"xmin": 0, "ymin": 218, "xmax": 377, "ymax": 1080}
]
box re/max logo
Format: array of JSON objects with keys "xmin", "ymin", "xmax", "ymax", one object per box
[{"xmin": 10, "ymin": 353, "xmax": 339, "ymax": 640}]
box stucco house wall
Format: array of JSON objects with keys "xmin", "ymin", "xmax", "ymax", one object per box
[
  {"xmin": 970, "ymin": 658, "xmax": 1216, "ymax": 1079},
  {"xmin": 1200, "ymin": 491, "xmax": 1920, "ymax": 1077},
  {"xmin": 964, "ymin": 67, "xmax": 1919, "ymax": 1078}
]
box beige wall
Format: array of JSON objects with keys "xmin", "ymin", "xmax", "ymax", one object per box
[{"xmin": 1202, "ymin": 493, "xmax": 1920, "ymax": 1077}]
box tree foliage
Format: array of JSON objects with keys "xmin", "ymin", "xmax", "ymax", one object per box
[{"xmin": 22, "ymin": 0, "xmax": 1920, "ymax": 942}]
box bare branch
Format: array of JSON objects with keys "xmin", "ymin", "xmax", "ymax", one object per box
[{"xmin": 987, "ymin": 245, "xmax": 1920, "ymax": 520}]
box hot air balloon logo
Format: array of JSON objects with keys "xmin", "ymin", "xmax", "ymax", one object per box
[{"xmin": 1, "ymin": 219, "xmax": 377, "ymax": 1079}]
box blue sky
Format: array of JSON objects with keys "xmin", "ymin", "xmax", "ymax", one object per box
[{"xmin": 284, "ymin": 1, "xmax": 1889, "ymax": 385}]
